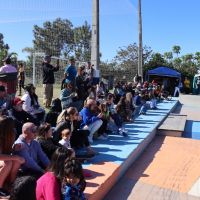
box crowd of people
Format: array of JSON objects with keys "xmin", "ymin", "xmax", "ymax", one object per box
[{"xmin": 0, "ymin": 55, "xmax": 174, "ymax": 200}]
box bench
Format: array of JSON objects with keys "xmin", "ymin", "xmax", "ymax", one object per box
[{"xmin": 157, "ymin": 114, "xmax": 187, "ymax": 137}]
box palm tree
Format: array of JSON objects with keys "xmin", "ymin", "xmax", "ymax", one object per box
[
  {"xmin": 138, "ymin": 0, "xmax": 143, "ymax": 80},
  {"xmin": 172, "ymin": 45, "xmax": 181, "ymax": 57},
  {"xmin": 164, "ymin": 52, "xmax": 173, "ymax": 63}
]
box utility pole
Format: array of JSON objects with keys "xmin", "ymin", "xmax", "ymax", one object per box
[
  {"xmin": 138, "ymin": 0, "xmax": 143, "ymax": 81},
  {"xmin": 91, "ymin": 0, "xmax": 100, "ymax": 79}
]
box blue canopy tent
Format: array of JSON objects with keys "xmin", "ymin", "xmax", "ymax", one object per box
[{"xmin": 147, "ymin": 66, "xmax": 181, "ymax": 81}]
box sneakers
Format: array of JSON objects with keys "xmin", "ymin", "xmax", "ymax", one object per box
[
  {"xmin": 98, "ymin": 135, "xmax": 108, "ymax": 140},
  {"xmin": 119, "ymin": 128, "xmax": 128, "ymax": 137},
  {"xmin": 0, "ymin": 188, "xmax": 10, "ymax": 199},
  {"xmin": 119, "ymin": 128, "xmax": 128, "ymax": 133}
]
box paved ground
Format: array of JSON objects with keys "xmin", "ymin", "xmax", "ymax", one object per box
[{"xmin": 104, "ymin": 95, "xmax": 200, "ymax": 200}]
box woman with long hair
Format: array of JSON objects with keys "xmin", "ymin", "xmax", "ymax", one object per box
[
  {"xmin": 36, "ymin": 123, "xmax": 61, "ymax": 160},
  {"xmin": 0, "ymin": 116, "xmax": 25, "ymax": 198},
  {"xmin": 21, "ymin": 83, "xmax": 45, "ymax": 123},
  {"xmin": 36, "ymin": 147, "xmax": 73, "ymax": 200},
  {"xmin": 55, "ymin": 107, "xmax": 96, "ymax": 155}
]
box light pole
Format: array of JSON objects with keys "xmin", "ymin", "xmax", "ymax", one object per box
[
  {"xmin": 138, "ymin": 0, "xmax": 143, "ymax": 81},
  {"xmin": 91, "ymin": 0, "xmax": 100, "ymax": 79}
]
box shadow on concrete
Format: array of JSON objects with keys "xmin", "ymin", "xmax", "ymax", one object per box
[
  {"xmin": 84, "ymin": 169, "xmax": 104, "ymax": 180},
  {"xmin": 173, "ymin": 102, "xmax": 183, "ymax": 114},
  {"xmin": 104, "ymin": 135, "xmax": 166, "ymax": 200}
]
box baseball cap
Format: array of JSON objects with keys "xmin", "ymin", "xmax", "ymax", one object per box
[{"xmin": 13, "ymin": 97, "xmax": 24, "ymax": 106}]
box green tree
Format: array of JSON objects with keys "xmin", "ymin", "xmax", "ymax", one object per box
[
  {"xmin": 0, "ymin": 33, "xmax": 9, "ymax": 66},
  {"xmin": 33, "ymin": 18, "xmax": 74, "ymax": 57},
  {"xmin": 114, "ymin": 43, "xmax": 152, "ymax": 71},
  {"xmin": 182, "ymin": 54, "xmax": 193, "ymax": 63},
  {"xmin": 172, "ymin": 45, "xmax": 181, "ymax": 57},
  {"xmin": 72, "ymin": 21, "xmax": 92, "ymax": 61},
  {"xmin": 164, "ymin": 52, "xmax": 173, "ymax": 63},
  {"xmin": 144, "ymin": 53, "xmax": 167, "ymax": 72},
  {"xmin": 173, "ymin": 57, "xmax": 182, "ymax": 69},
  {"xmin": 194, "ymin": 52, "xmax": 200, "ymax": 65}
]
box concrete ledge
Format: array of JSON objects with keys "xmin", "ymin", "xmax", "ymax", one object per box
[
  {"xmin": 84, "ymin": 99, "xmax": 179, "ymax": 200},
  {"xmin": 158, "ymin": 114, "xmax": 187, "ymax": 137}
]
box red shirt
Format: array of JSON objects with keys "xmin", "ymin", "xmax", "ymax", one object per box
[{"xmin": 36, "ymin": 172, "xmax": 61, "ymax": 200}]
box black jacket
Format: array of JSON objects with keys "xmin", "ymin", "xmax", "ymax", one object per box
[
  {"xmin": 75, "ymin": 75, "xmax": 87, "ymax": 100},
  {"xmin": 10, "ymin": 108, "xmax": 37, "ymax": 138},
  {"xmin": 42, "ymin": 63, "xmax": 59, "ymax": 84},
  {"xmin": 37, "ymin": 137, "xmax": 61, "ymax": 160}
]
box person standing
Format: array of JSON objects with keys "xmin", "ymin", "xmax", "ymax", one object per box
[
  {"xmin": 196, "ymin": 76, "xmax": 200, "ymax": 94},
  {"xmin": 184, "ymin": 77, "xmax": 191, "ymax": 94},
  {"xmin": 42, "ymin": 55, "xmax": 59, "ymax": 108},
  {"xmin": 85, "ymin": 61, "xmax": 94, "ymax": 85},
  {"xmin": 0, "ymin": 56, "xmax": 17, "ymax": 101},
  {"xmin": 64, "ymin": 57, "xmax": 77, "ymax": 91},
  {"xmin": 17, "ymin": 63, "xmax": 25, "ymax": 96}
]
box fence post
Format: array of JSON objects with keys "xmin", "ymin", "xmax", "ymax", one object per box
[{"xmin": 33, "ymin": 53, "xmax": 36, "ymax": 86}]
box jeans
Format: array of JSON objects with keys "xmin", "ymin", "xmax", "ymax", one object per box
[
  {"xmin": 173, "ymin": 87, "xmax": 180, "ymax": 97},
  {"xmin": 111, "ymin": 113, "xmax": 123, "ymax": 128},
  {"xmin": 84, "ymin": 120, "xmax": 103, "ymax": 138}
]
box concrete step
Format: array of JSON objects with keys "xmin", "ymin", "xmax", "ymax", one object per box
[
  {"xmin": 157, "ymin": 114, "xmax": 187, "ymax": 137},
  {"xmin": 83, "ymin": 99, "xmax": 179, "ymax": 200}
]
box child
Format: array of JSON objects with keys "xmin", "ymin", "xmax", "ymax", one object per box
[
  {"xmin": 64, "ymin": 159, "xmax": 86, "ymax": 200},
  {"xmin": 59, "ymin": 129, "xmax": 76, "ymax": 158},
  {"xmin": 116, "ymin": 96, "xmax": 132, "ymax": 122},
  {"xmin": 97, "ymin": 102, "xmax": 110, "ymax": 139},
  {"xmin": 149, "ymin": 93, "xmax": 157, "ymax": 109},
  {"xmin": 106, "ymin": 94, "xmax": 127, "ymax": 136},
  {"xmin": 59, "ymin": 129, "xmax": 72, "ymax": 149}
]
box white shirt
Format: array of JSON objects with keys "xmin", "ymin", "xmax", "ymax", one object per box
[
  {"xmin": 21, "ymin": 93, "xmax": 34, "ymax": 114},
  {"xmin": 59, "ymin": 139, "xmax": 71, "ymax": 148}
]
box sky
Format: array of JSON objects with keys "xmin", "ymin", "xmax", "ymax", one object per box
[{"xmin": 0, "ymin": 0, "xmax": 200, "ymax": 61}]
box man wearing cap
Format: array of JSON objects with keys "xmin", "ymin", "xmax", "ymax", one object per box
[
  {"xmin": 64, "ymin": 57, "xmax": 77, "ymax": 90},
  {"xmin": 42, "ymin": 55, "xmax": 59, "ymax": 108},
  {"xmin": 0, "ymin": 57, "xmax": 17, "ymax": 100},
  {"xmin": 9, "ymin": 97, "xmax": 37, "ymax": 137}
]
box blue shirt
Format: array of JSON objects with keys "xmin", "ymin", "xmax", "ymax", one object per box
[
  {"xmin": 79, "ymin": 107, "xmax": 99, "ymax": 128},
  {"xmin": 65, "ymin": 65, "xmax": 77, "ymax": 81},
  {"xmin": 0, "ymin": 98, "xmax": 6, "ymax": 108},
  {"xmin": 64, "ymin": 184, "xmax": 86, "ymax": 200},
  {"xmin": 14, "ymin": 135, "xmax": 50, "ymax": 173}
]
